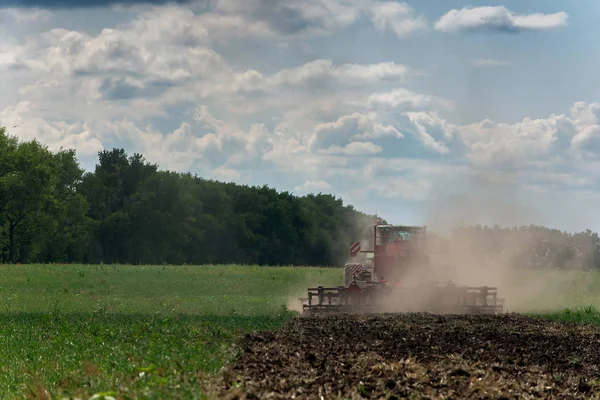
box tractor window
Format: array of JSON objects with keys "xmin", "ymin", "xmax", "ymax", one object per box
[
  {"xmin": 375, "ymin": 227, "xmax": 390, "ymax": 245},
  {"xmin": 392, "ymin": 231, "xmax": 410, "ymax": 240}
]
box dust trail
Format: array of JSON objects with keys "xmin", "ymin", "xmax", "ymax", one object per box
[
  {"xmin": 290, "ymin": 163, "xmax": 593, "ymax": 315},
  {"xmin": 290, "ymin": 163, "xmax": 594, "ymax": 312},
  {"xmin": 337, "ymin": 163, "xmax": 594, "ymax": 315},
  {"xmin": 416, "ymin": 165, "xmax": 579, "ymax": 313}
]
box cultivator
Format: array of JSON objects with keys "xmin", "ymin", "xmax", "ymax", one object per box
[
  {"xmin": 300, "ymin": 282, "xmax": 504, "ymax": 314},
  {"xmin": 300, "ymin": 221, "xmax": 505, "ymax": 315}
]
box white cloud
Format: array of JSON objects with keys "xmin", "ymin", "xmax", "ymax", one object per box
[
  {"xmin": 295, "ymin": 180, "xmax": 332, "ymax": 192},
  {"xmin": 211, "ymin": 59, "xmax": 411, "ymax": 97},
  {"xmin": 3, "ymin": 5, "xmax": 224, "ymax": 104},
  {"xmin": 129, "ymin": 105, "xmax": 272, "ymax": 172},
  {"xmin": 367, "ymin": 2, "xmax": 427, "ymax": 38},
  {"xmin": 570, "ymin": 102, "xmax": 600, "ymax": 156},
  {"xmin": 457, "ymin": 117, "xmax": 562, "ymax": 166},
  {"xmin": 200, "ymin": 0, "xmax": 427, "ymax": 40},
  {"xmin": 435, "ymin": 6, "xmax": 568, "ymax": 33},
  {"xmin": 201, "ymin": 0, "xmax": 362, "ymax": 39},
  {"xmin": 321, "ymin": 141, "xmax": 383, "ymax": 155},
  {"xmin": 452, "ymin": 104, "xmax": 600, "ymax": 168},
  {"xmin": 470, "ymin": 58, "xmax": 511, "ymax": 67},
  {"xmin": 367, "ymin": 88, "xmax": 453, "ymax": 111},
  {"xmin": 308, "ymin": 112, "xmax": 402, "ymax": 153},
  {"xmin": 0, "ymin": 101, "xmax": 103, "ymax": 159},
  {"xmin": 571, "ymin": 101, "xmax": 600, "ymax": 131},
  {"xmin": 362, "ymin": 89, "xmax": 454, "ymax": 154},
  {"xmin": 211, "ymin": 166, "xmax": 242, "ymax": 182},
  {"xmin": 0, "ymin": 44, "xmax": 21, "ymax": 69},
  {"xmin": 0, "ymin": 102, "xmax": 270, "ymax": 176},
  {"xmin": 272, "ymin": 59, "xmax": 410, "ymax": 86},
  {"xmin": 2, "ymin": 0, "xmax": 600, "ymax": 217},
  {"xmin": 405, "ymin": 111, "xmax": 452, "ymax": 154}
]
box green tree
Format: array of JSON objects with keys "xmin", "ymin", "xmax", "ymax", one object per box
[
  {"xmin": 0, "ymin": 130, "xmax": 86, "ymax": 263},
  {"xmin": 80, "ymin": 149, "xmax": 158, "ymax": 263},
  {"xmin": 39, "ymin": 149, "xmax": 92, "ymax": 262}
]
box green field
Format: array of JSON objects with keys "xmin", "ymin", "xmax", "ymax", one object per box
[
  {"xmin": 0, "ymin": 264, "xmax": 341, "ymax": 399},
  {"xmin": 1, "ymin": 264, "xmax": 599, "ymax": 399}
]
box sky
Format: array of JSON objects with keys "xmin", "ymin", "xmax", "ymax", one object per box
[{"xmin": 1, "ymin": 0, "xmax": 600, "ymax": 233}]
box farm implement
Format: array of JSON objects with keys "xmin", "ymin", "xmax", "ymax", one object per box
[{"xmin": 300, "ymin": 222, "xmax": 505, "ymax": 314}]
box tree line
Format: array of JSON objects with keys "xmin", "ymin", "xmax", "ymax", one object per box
[
  {"xmin": 1, "ymin": 127, "xmax": 599, "ymax": 269},
  {"xmin": 0, "ymin": 127, "xmax": 376, "ymax": 265},
  {"xmin": 439, "ymin": 224, "xmax": 600, "ymax": 271}
]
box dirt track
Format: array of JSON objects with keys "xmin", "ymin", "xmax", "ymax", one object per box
[{"xmin": 215, "ymin": 313, "xmax": 600, "ymax": 399}]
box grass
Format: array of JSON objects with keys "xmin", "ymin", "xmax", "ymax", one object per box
[
  {"xmin": 0, "ymin": 312, "xmax": 288, "ymax": 399},
  {"xmin": 0, "ymin": 263, "xmax": 341, "ymax": 399},
  {"xmin": 1, "ymin": 264, "xmax": 600, "ymax": 398},
  {"xmin": 502, "ymin": 268, "xmax": 600, "ymax": 312},
  {"xmin": 530, "ymin": 306, "xmax": 600, "ymax": 325},
  {"xmin": 0, "ymin": 264, "xmax": 342, "ymax": 315}
]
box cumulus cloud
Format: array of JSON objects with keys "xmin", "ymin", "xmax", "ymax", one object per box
[
  {"xmin": 0, "ymin": 101, "xmax": 104, "ymax": 159},
  {"xmin": 201, "ymin": 0, "xmax": 427, "ymax": 40},
  {"xmin": 367, "ymin": 1, "xmax": 427, "ymax": 38},
  {"xmin": 202, "ymin": 0, "xmax": 361, "ymax": 38},
  {"xmin": 0, "ymin": 1, "xmax": 423, "ymax": 127},
  {"xmin": 206, "ymin": 59, "xmax": 411, "ymax": 99},
  {"xmin": 73, "ymin": 105, "xmax": 272, "ymax": 175},
  {"xmin": 367, "ymin": 88, "xmax": 453, "ymax": 111},
  {"xmin": 321, "ymin": 141, "xmax": 383, "ymax": 156},
  {"xmin": 271, "ymin": 59, "xmax": 410, "ymax": 87},
  {"xmin": 307, "ymin": 112, "xmax": 402, "ymax": 153},
  {"xmin": 435, "ymin": 6, "xmax": 568, "ymax": 33},
  {"xmin": 456, "ymin": 116, "xmax": 566, "ymax": 166},
  {"xmin": 2, "ymin": 0, "xmax": 600, "ymax": 215},
  {"xmin": 2, "ymin": 5, "xmax": 223, "ymax": 103},
  {"xmin": 405, "ymin": 111, "xmax": 452, "ymax": 154},
  {"xmin": 390, "ymin": 109, "xmax": 576, "ymax": 169},
  {"xmin": 0, "ymin": 44, "xmax": 21, "ymax": 70},
  {"xmin": 570, "ymin": 102, "xmax": 600, "ymax": 156},
  {"xmin": 450, "ymin": 103, "xmax": 600, "ymax": 169}
]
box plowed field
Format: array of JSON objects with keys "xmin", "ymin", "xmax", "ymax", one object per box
[{"xmin": 215, "ymin": 313, "xmax": 600, "ymax": 399}]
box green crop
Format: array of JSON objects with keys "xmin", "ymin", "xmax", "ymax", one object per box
[
  {"xmin": 1, "ymin": 263, "xmax": 599, "ymax": 398},
  {"xmin": 0, "ymin": 263, "xmax": 340, "ymax": 398}
]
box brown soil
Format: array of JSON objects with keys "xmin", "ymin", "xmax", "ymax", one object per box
[{"xmin": 213, "ymin": 313, "xmax": 600, "ymax": 399}]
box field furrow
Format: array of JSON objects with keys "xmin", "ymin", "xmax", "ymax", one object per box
[{"xmin": 215, "ymin": 313, "xmax": 600, "ymax": 399}]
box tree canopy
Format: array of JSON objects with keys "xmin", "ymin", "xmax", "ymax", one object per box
[{"xmin": 1, "ymin": 127, "xmax": 599, "ymax": 269}]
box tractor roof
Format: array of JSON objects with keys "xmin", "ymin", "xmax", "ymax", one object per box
[{"xmin": 377, "ymin": 224, "xmax": 426, "ymax": 232}]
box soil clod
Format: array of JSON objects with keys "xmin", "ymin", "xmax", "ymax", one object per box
[{"xmin": 214, "ymin": 313, "xmax": 600, "ymax": 399}]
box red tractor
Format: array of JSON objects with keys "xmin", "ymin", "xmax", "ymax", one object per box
[{"xmin": 300, "ymin": 221, "xmax": 504, "ymax": 314}]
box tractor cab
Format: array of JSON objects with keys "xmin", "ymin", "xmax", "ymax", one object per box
[
  {"xmin": 372, "ymin": 223, "xmax": 427, "ymax": 283},
  {"xmin": 372, "ymin": 224, "xmax": 425, "ymax": 249}
]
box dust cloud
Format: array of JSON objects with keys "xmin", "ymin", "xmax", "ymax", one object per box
[
  {"xmin": 416, "ymin": 166, "xmax": 584, "ymax": 313},
  {"xmin": 289, "ymin": 166, "xmax": 595, "ymax": 316}
]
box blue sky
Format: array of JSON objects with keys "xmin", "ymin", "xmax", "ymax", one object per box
[{"xmin": 1, "ymin": 0, "xmax": 600, "ymax": 232}]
